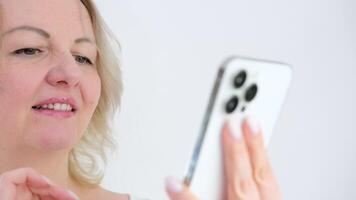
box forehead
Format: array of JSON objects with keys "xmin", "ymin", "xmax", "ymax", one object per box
[{"xmin": 0, "ymin": 0, "xmax": 95, "ymax": 41}]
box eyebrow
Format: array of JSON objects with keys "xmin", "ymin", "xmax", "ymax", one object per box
[{"xmin": 1, "ymin": 25, "xmax": 97, "ymax": 47}]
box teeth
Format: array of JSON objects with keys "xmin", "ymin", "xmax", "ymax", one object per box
[
  {"xmin": 67, "ymin": 105, "xmax": 72, "ymax": 111},
  {"xmin": 48, "ymin": 104, "xmax": 54, "ymax": 109},
  {"xmin": 61, "ymin": 104, "xmax": 67, "ymax": 110},
  {"xmin": 33, "ymin": 103, "xmax": 73, "ymax": 112}
]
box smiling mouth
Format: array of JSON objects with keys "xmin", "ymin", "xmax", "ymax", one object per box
[{"xmin": 32, "ymin": 103, "xmax": 76, "ymax": 112}]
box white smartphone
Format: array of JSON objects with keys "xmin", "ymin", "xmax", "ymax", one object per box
[{"xmin": 183, "ymin": 56, "xmax": 292, "ymax": 200}]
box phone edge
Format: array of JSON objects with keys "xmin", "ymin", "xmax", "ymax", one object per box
[{"xmin": 183, "ymin": 62, "xmax": 227, "ymax": 186}]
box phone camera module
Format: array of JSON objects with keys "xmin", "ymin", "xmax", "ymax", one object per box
[
  {"xmin": 245, "ymin": 84, "xmax": 258, "ymax": 102},
  {"xmin": 233, "ymin": 70, "xmax": 247, "ymax": 88},
  {"xmin": 225, "ymin": 96, "xmax": 239, "ymax": 114}
]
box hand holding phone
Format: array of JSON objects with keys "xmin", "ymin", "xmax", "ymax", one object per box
[
  {"xmin": 166, "ymin": 116, "xmax": 281, "ymax": 200},
  {"xmin": 165, "ymin": 56, "xmax": 292, "ymax": 200}
]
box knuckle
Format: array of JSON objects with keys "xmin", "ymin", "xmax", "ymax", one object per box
[
  {"xmin": 0, "ymin": 167, "xmax": 38, "ymax": 184},
  {"xmin": 229, "ymin": 178, "xmax": 256, "ymax": 200},
  {"xmin": 253, "ymin": 164, "xmax": 273, "ymax": 186},
  {"xmin": 19, "ymin": 167, "xmax": 38, "ymax": 177}
]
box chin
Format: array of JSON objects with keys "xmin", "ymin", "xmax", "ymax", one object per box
[{"xmin": 29, "ymin": 128, "xmax": 80, "ymax": 151}]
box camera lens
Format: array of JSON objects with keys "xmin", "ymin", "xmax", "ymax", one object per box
[
  {"xmin": 245, "ymin": 84, "xmax": 258, "ymax": 102},
  {"xmin": 233, "ymin": 70, "xmax": 247, "ymax": 88},
  {"xmin": 225, "ymin": 96, "xmax": 239, "ymax": 114}
]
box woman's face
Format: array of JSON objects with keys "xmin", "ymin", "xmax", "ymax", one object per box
[{"xmin": 0, "ymin": 0, "xmax": 101, "ymax": 151}]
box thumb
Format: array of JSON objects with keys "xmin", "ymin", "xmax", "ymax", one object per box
[{"xmin": 165, "ymin": 176, "xmax": 198, "ymax": 200}]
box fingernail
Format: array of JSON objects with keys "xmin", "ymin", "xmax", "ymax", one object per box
[
  {"xmin": 41, "ymin": 175, "xmax": 52, "ymax": 185},
  {"xmin": 246, "ymin": 116, "xmax": 261, "ymax": 134},
  {"xmin": 165, "ymin": 176, "xmax": 183, "ymax": 193},
  {"xmin": 67, "ymin": 190, "xmax": 80, "ymax": 200},
  {"xmin": 228, "ymin": 119, "xmax": 242, "ymax": 139}
]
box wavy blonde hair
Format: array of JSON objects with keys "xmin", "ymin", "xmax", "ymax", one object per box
[{"xmin": 68, "ymin": 0, "xmax": 122, "ymax": 187}]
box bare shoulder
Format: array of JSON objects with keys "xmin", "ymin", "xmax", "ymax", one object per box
[{"xmin": 85, "ymin": 186, "xmax": 130, "ymax": 200}]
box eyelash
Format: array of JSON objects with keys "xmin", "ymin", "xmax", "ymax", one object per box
[{"xmin": 12, "ymin": 48, "xmax": 93, "ymax": 65}]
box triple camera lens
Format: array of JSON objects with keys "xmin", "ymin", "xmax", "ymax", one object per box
[{"xmin": 225, "ymin": 70, "xmax": 258, "ymax": 114}]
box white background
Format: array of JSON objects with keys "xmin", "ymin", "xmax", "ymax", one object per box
[{"xmin": 94, "ymin": 0, "xmax": 356, "ymax": 199}]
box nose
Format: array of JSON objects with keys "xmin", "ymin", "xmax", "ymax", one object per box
[{"xmin": 46, "ymin": 52, "xmax": 81, "ymax": 88}]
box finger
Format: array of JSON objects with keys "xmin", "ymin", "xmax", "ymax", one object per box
[
  {"xmin": 33, "ymin": 195, "xmax": 41, "ymax": 200},
  {"xmin": 0, "ymin": 167, "xmax": 50, "ymax": 187},
  {"xmin": 0, "ymin": 167, "xmax": 50, "ymax": 199},
  {"xmin": 242, "ymin": 116, "xmax": 280, "ymax": 200},
  {"xmin": 0, "ymin": 167, "xmax": 79, "ymax": 200},
  {"xmin": 14, "ymin": 184, "xmax": 32, "ymax": 199},
  {"xmin": 30, "ymin": 186, "xmax": 79, "ymax": 200},
  {"xmin": 221, "ymin": 121, "xmax": 260, "ymax": 200},
  {"xmin": 165, "ymin": 176, "xmax": 198, "ymax": 200}
]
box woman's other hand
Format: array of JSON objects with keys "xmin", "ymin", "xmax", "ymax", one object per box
[
  {"xmin": 0, "ymin": 167, "xmax": 79, "ymax": 200},
  {"xmin": 165, "ymin": 116, "xmax": 281, "ymax": 200}
]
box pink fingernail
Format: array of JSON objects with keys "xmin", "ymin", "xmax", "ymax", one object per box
[
  {"xmin": 246, "ymin": 116, "xmax": 261, "ymax": 134},
  {"xmin": 228, "ymin": 119, "xmax": 242, "ymax": 139},
  {"xmin": 165, "ymin": 176, "xmax": 183, "ymax": 193}
]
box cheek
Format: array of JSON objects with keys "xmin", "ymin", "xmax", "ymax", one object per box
[
  {"xmin": 88, "ymin": 74, "xmax": 101, "ymax": 107},
  {"xmin": 0, "ymin": 69, "xmax": 41, "ymax": 122},
  {"xmin": 0, "ymin": 67, "xmax": 45, "ymax": 147},
  {"xmin": 81, "ymin": 73, "xmax": 101, "ymax": 116},
  {"xmin": 76, "ymin": 73, "xmax": 101, "ymax": 135},
  {"xmin": 0, "ymin": 71, "xmax": 36, "ymax": 98}
]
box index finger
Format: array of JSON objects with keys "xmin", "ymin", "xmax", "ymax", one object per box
[
  {"xmin": 0, "ymin": 167, "xmax": 50, "ymax": 199},
  {"xmin": 221, "ymin": 120, "xmax": 260, "ymax": 200},
  {"xmin": 0, "ymin": 167, "xmax": 78, "ymax": 200}
]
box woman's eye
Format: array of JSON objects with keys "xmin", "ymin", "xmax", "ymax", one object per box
[
  {"xmin": 74, "ymin": 55, "xmax": 93, "ymax": 65},
  {"xmin": 12, "ymin": 48, "xmax": 93, "ymax": 66},
  {"xmin": 13, "ymin": 48, "xmax": 42, "ymax": 56}
]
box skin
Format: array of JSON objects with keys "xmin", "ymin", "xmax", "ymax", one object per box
[
  {"xmin": 0, "ymin": 0, "xmax": 281, "ymax": 199},
  {"xmin": 0, "ymin": 0, "xmax": 128, "ymax": 199},
  {"xmin": 165, "ymin": 118, "xmax": 281, "ymax": 200}
]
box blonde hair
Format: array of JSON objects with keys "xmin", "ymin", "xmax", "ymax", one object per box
[{"xmin": 68, "ymin": 0, "xmax": 123, "ymax": 187}]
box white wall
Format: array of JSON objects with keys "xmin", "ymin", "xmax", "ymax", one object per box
[{"xmin": 94, "ymin": 0, "xmax": 356, "ymax": 199}]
